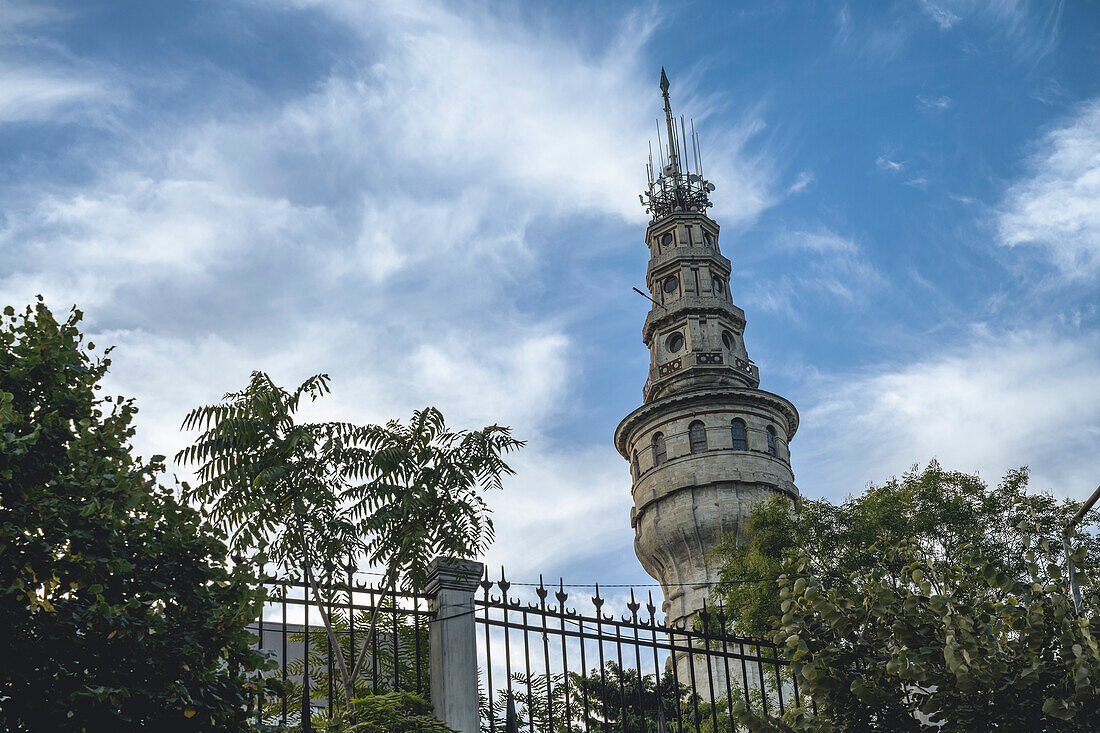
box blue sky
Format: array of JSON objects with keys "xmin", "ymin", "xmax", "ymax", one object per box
[{"xmin": 3, "ymin": 0, "xmax": 1099, "ymax": 588}]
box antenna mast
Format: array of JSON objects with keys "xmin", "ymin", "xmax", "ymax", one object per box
[{"xmin": 660, "ymin": 68, "xmax": 680, "ymax": 175}]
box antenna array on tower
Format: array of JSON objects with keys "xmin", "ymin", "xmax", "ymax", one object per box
[{"xmin": 640, "ymin": 70, "xmax": 715, "ymax": 221}]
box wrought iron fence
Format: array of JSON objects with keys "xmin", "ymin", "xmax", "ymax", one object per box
[
  {"xmin": 477, "ymin": 569, "xmax": 811, "ymax": 733},
  {"xmin": 242, "ymin": 561, "xmax": 805, "ymax": 733},
  {"xmin": 248, "ymin": 571, "xmax": 433, "ymax": 730}
]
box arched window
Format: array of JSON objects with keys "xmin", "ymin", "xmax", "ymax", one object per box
[
  {"xmin": 652, "ymin": 433, "xmax": 667, "ymax": 466},
  {"xmin": 632, "ymin": 450, "xmax": 640, "ymax": 477},
  {"xmin": 766, "ymin": 426, "xmax": 778, "ymax": 457},
  {"xmin": 731, "ymin": 419, "xmax": 748, "ymax": 450},
  {"xmin": 689, "ymin": 421, "xmax": 707, "ymax": 454}
]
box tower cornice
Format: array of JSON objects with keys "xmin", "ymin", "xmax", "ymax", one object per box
[
  {"xmin": 614, "ymin": 385, "xmax": 799, "ymax": 458},
  {"xmin": 647, "ymin": 249, "xmax": 731, "ymax": 283},
  {"xmin": 644, "ymin": 210, "xmax": 720, "ymax": 237},
  {"xmin": 642, "ymin": 297, "xmax": 746, "ymax": 344}
]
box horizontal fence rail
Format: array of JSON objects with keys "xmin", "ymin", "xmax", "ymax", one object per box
[
  {"xmin": 476, "ymin": 570, "xmax": 810, "ymax": 733},
  {"xmin": 249, "ymin": 570, "xmax": 433, "ymax": 731}
]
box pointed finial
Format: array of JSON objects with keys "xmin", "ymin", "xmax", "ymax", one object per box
[{"xmin": 660, "ymin": 67, "xmax": 670, "ymax": 94}]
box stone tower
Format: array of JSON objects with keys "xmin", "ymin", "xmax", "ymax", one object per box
[{"xmin": 614, "ymin": 71, "xmax": 799, "ymax": 631}]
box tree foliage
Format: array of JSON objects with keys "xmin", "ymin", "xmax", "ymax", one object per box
[
  {"xmin": 483, "ymin": 663, "xmax": 730, "ymax": 733},
  {"xmin": 328, "ymin": 692, "xmax": 454, "ymax": 733},
  {"xmin": 714, "ymin": 462, "xmax": 1100, "ymax": 637},
  {"xmin": 0, "ymin": 300, "xmax": 273, "ymax": 730},
  {"xmin": 178, "ymin": 371, "xmax": 524, "ymax": 712},
  {"xmin": 717, "ymin": 465, "xmax": 1100, "ymax": 731}
]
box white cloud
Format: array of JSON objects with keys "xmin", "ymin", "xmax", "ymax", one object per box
[
  {"xmin": 744, "ymin": 228, "xmax": 885, "ymax": 318},
  {"xmin": 834, "ymin": 4, "xmax": 852, "ymax": 45},
  {"xmin": 787, "ymin": 170, "xmax": 815, "ymax": 194},
  {"xmin": 982, "ymin": 0, "xmax": 1063, "ymax": 64},
  {"xmin": 0, "ymin": 0, "xmax": 782, "ymax": 306},
  {"xmin": 784, "ymin": 228, "xmax": 859, "ymax": 254},
  {"xmin": 876, "ymin": 155, "xmax": 906, "ymax": 172},
  {"xmin": 997, "ymin": 99, "xmax": 1100, "ymax": 278},
  {"xmin": 919, "ymin": 0, "xmax": 1063, "ymax": 63},
  {"xmin": 243, "ymin": 0, "xmax": 779, "ymax": 226},
  {"xmin": 917, "ymin": 94, "xmax": 953, "ymax": 110},
  {"xmin": 484, "ymin": 446, "xmax": 632, "ymax": 578},
  {"xmin": 795, "ymin": 326, "xmax": 1100, "ymax": 501},
  {"xmin": 411, "ymin": 332, "xmax": 572, "ymax": 434},
  {"xmin": 919, "ymin": 0, "xmax": 961, "ymax": 29},
  {"xmin": 0, "ymin": 67, "xmax": 114, "ymax": 122},
  {"xmin": 0, "ymin": 2, "xmax": 123, "ymax": 123},
  {"xmin": 835, "ymin": 1, "xmax": 1061, "ymax": 65},
  {"xmin": 0, "ymin": 0, "xmax": 67, "ymax": 30},
  {"xmin": 0, "ymin": 175, "xmax": 335, "ymax": 311}
]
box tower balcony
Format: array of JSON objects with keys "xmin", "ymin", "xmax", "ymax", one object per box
[{"xmin": 643, "ymin": 352, "xmax": 759, "ymax": 402}]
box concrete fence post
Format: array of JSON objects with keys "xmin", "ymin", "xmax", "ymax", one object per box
[{"xmin": 426, "ymin": 556, "xmax": 484, "ymax": 733}]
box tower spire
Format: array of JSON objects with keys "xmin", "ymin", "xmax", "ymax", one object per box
[{"xmin": 660, "ymin": 68, "xmax": 680, "ymax": 176}]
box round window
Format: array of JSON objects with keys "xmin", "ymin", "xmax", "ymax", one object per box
[
  {"xmin": 662, "ymin": 275, "xmax": 679, "ymax": 294},
  {"xmin": 666, "ymin": 332, "xmax": 685, "ymax": 353},
  {"xmin": 722, "ymin": 330, "xmax": 733, "ymax": 350},
  {"xmin": 660, "ymin": 232, "xmax": 674, "ymax": 247},
  {"xmin": 712, "ymin": 276, "xmax": 723, "ymax": 294}
]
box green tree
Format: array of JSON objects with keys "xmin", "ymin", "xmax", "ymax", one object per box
[
  {"xmin": 0, "ymin": 299, "xmax": 274, "ymax": 730},
  {"xmin": 712, "ymin": 465, "xmax": 1100, "ymax": 731},
  {"xmin": 714, "ymin": 462, "xmax": 1100, "ymax": 637},
  {"xmin": 734, "ymin": 518, "xmax": 1099, "ymax": 731},
  {"xmin": 179, "ymin": 373, "xmax": 523, "ymax": 713}
]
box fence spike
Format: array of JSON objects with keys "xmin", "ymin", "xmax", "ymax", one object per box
[{"xmin": 479, "ymin": 568, "xmax": 493, "ymax": 594}]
